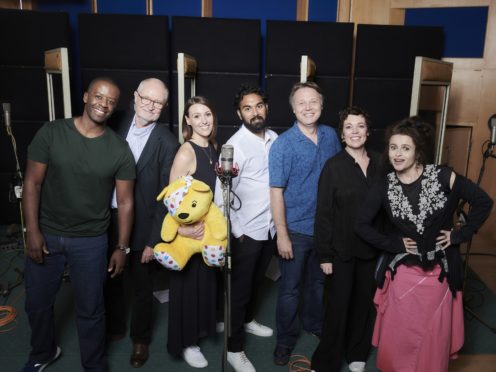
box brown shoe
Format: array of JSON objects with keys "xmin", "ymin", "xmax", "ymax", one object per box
[{"xmin": 130, "ymin": 343, "xmax": 149, "ymax": 368}]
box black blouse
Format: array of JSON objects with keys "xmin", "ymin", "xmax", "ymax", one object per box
[
  {"xmin": 314, "ymin": 149, "xmax": 383, "ymax": 264},
  {"xmin": 355, "ymin": 164, "xmax": 493, "ymax": 294}
]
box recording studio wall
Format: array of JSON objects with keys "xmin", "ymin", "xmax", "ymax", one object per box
[
  {"xmin": 353, "ymin": 24, "xmax": 444, "ymax": 151},
  {"xmin": 78, "ymin": 13, "xmax": 171, "ymax": 127},
  {"xmin": 0, "ymin": 8, "xmax": 446, "ymax": 224},
  {"xmin": 171, "ymin": 16, "xmax": 261, "ymax": 145},
  {"xmin": 0, "ymin": 9, "xmax": 70, "ymax": 224},
  {"xmin": 265, "ymin": 20, "xmax": 354, "ymax": 131}
]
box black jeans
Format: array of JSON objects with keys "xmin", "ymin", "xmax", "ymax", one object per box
[
  {"xmin": 105, "ymin": 210, "xmax": 158, "ymax": 345},
  {"xmin": 228, "ymin": 234, "xmax": 275, "ymax": 352}
]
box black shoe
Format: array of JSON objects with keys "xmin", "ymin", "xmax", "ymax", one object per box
[{"xmin": 273, "ymin": 345, "xmax": 291, "ymax": 366}]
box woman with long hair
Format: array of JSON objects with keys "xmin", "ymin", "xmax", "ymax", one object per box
[{"xmin": 167, "ymin": 96, "xmax": 219, "ymax": 369}]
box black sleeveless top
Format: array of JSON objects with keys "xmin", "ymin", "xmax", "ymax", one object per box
[{"xmin": 188, "ymin": 141, "xmax": 217, "ymax": 192}]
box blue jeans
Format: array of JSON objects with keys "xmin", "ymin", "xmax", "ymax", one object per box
[
  {"xmin": 24, "ymin": 233, "xmax": 108, "ymax": 371},
  {"xmin": 276, "ymin": 232, "xmax": 324, "ymax": 349}
]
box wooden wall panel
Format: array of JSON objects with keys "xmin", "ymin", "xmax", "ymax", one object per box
[
  {"xmin": 296, "ymin": 0, "xmax": 309, "ymax": 21},
  {"xmin": 442, "ymin": 126, "xmax": 472, "ymax": 176},
  {"xmin": 391, "ymin": 0, "xmax": 490, "ymax": 8},
  {"xmin": 446, "ymin": 67, "xmax": 482, "ymax": 125},
  {"xmin": 202, "ymin": 0, "xmax": 212, "ymax": 17},
  {"xmin": 337, "ymin": 0, "xmax": 404, "ymax": 24},
  {"xmin": 0, "ymin": 0, "xmax": 33, "ymax": 9},
  {"xmin": 484, "ymin": 0, "xmax": 496, "ymax": 67}
]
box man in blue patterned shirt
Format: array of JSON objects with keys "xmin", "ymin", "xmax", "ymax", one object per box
[{"xmin": 269, "ymin": 81, "xmax": 341, "ymax": 366}]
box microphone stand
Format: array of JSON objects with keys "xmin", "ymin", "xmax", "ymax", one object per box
[
  {"xmin": 460, "ymin": 141, "xmax": 496, "ymax": 333},
  {"xmin": 3, "ymin": 105, "xmax": 27, "ymax": 252},
  {"xmin": 216, "ymin": 165, "xmax": 238, "ymax": 372}
]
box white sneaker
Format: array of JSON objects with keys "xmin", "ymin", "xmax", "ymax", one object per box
[
  {"xmin": 227, "ymin": 351, "xmax": 256, "ymax": 372},
  {"xmin": 183, "ymin": 346, "xmax": 208, "ymax": 368},
  {"xmin": 244, "ymin": 320, "xmax": 273, "ymax": 337},
  {"xmin": 216, "ymin": 321, "xmax": 224, "ymax": 333},
  {"xmin": 349, "ymin": 361, "xmax": 366, "ymax": 372}
]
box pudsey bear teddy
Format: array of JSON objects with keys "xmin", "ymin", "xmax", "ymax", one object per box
[{"xmin": 153, "ymin": 175, "xmax": 227, "ymax": 270}]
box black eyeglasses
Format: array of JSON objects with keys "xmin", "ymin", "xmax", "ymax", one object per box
[{"xmin": 136, "ymin": 91, "xmax": 165, "ymax": 109}]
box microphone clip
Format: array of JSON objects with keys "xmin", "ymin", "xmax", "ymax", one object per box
[{"xmin": 215, "ymin": 163, "xmax": 239, "ymax": 185}]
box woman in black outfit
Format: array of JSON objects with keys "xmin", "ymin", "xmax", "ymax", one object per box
[
  {"xmin": 311, "ymin": 107, "xmax": 382, "ymax": 372},
  {"xmin": 354, "ymin": 117, "xmax": 493, "ymax": 372},
  {"xmin": 167, "ymin": 96, "xmax": 219, "ymax": 369}
]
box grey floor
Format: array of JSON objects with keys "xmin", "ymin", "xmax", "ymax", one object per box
[{"xmin": 1, "ymin": 248, "xmax": 494, "ymax": 372}]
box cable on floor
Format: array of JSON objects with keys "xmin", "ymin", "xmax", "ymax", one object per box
[
  {"xmin": 289, "ymin": 354, "xmax": 312, "ymax": 372},
  {"xmin": 0, "ymin": 305, "xmax": 17, "ymax": 332}
]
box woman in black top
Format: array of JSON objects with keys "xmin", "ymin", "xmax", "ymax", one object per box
[
  {"xmin": 167, "ymin": 96, "xmax": 220, "ymax": 368},
  {"xmin": 355, "ymin": 117, "xmax": 493, "ymax": 372},
  {"xmin": 311, "ymin": 107, "xmax": 382, "ymax": 372}
]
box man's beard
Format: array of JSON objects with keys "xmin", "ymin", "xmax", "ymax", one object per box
[{"xmin": 244, "ymin": 115, "xmax": 266, "ymax": 133}]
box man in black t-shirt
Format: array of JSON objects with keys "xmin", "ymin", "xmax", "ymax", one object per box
[{"xmin": 21, "ymin": 77, "xmax": 135, "ymax": 372}]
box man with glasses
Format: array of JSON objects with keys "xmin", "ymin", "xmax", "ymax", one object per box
[{"xmin": 105, "ymin": 78, "xmax": 179, "ymax": 368}]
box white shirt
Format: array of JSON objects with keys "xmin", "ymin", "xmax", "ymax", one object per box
[
  {"xmin": 111, "ymin": 116, "xmax": 156, "ymax": 208},
  {"xmin": 214, "ymin": 125, "xmax": 278, "ymax": 240}
]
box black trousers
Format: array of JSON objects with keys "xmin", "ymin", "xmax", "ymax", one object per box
[
  {"xmin": 228, "ymin": 233, "xmax": 276, "ymax": 352},
  {"xmin": 105, "ymin": 210, "xmax": 158, "ymax": 345},
  {"xmin": 311, "ymin": 256, "xmax": 377, "ymax": 372}
]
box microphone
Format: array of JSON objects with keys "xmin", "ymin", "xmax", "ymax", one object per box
[
  {"xmin": 2, "ymin": 103, "xmax": 11, "ymax": 133},
  {"xmin": 489, "ymin": 114, "xmax": 496, "ymax": 146},
  {"xmin": 216, "ymin": 144, "xmax": 238, "ymax": 184},
  {"xmin": 220, "ymin": 144, "xmax": 234, "ymax": 175}
]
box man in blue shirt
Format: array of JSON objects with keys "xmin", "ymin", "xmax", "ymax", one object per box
[{"xmin": 269, "ymin": 81, "xmax": 341, "ymax": 366}]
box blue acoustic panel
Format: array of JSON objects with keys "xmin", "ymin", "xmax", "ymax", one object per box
[
  {"xmin": 96, "ymin": 0, "xmax": 146, "ymax": 14},
  {"xmin": 309, "ymin": 0, "xmax": 338, "ymax": 22},
  {"xmin": 214, "ymin": 0, "xmax": 295, "ymax": 21},
  {"xmin": 154, "ymin": 0, "xmax": 202, "ymax": 17},
  {"xmin": 406, "ymin": 7, "xmax": 488, "ymax": 58}
]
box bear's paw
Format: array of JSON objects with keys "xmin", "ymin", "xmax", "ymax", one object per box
[
  {"xmin": 202, "ymin": 245, "xmax": 225, "ymax": 267},
  {"xmin": 154, "ymin": 251, "xmax": 182, "ymax": 271}
]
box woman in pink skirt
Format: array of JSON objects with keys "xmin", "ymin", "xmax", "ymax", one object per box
[{"xmin": 355, "ymin": 117, "xmax": 493, "ymax": 372}]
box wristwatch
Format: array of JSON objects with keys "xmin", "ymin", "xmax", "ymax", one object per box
[{"xmin": 116, "ymin": 244, "xmax": 130, "ymax": 255}]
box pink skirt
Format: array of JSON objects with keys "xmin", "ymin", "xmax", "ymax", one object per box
[{"xmin": 372, "ymin": 265, "xmax": 464, "ymax": 372}]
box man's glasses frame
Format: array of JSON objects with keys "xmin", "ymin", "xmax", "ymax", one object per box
[{"xmin": 136, "ymin": 91, "xmax": 165, "ymax": 109}]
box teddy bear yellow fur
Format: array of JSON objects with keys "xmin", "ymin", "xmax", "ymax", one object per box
[{"xmin": 153, "ymin": 175, "xmax": 227, "ymax": 270}]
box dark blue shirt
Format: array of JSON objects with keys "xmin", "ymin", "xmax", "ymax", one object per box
[{"xmin": 269, "ymin": 122, "xmax": 341, "ymax": 235}]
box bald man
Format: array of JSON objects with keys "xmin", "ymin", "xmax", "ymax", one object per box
[{"xmin": 105, "ymin": 78, "xmax": 179, "ymax": 368}]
